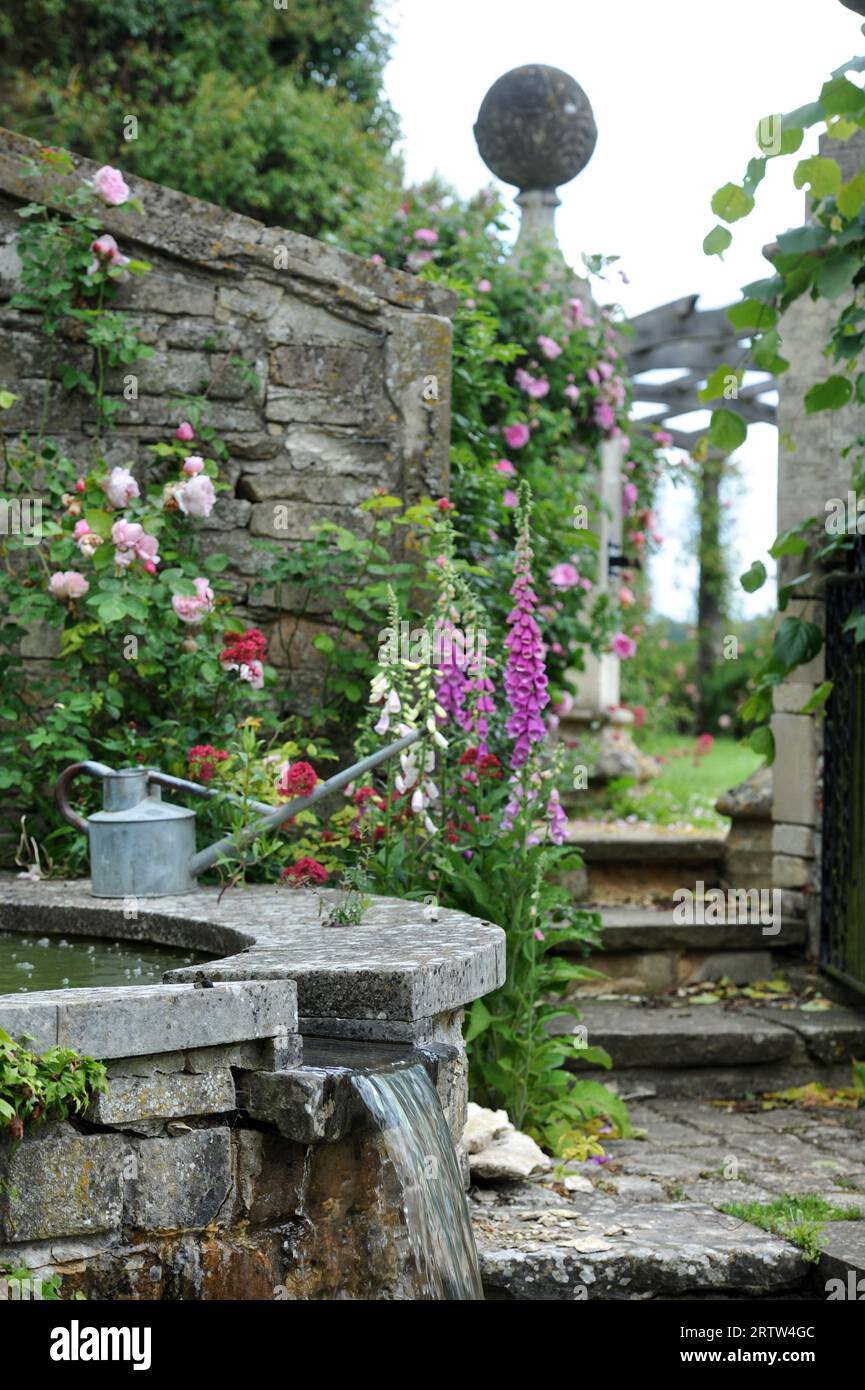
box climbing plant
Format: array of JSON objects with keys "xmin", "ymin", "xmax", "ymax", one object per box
[{"xmin": 703, "ymin": 48, "xmax": 865, "ymax": 758}]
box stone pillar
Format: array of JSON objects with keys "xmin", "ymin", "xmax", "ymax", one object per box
[
  {"xmin": 772, "ymin": 113, "xmax": 865, "ymax": 953},
  {"xmin": 472, "ymin": 65, "xmax": 626, "ymax": 726}
]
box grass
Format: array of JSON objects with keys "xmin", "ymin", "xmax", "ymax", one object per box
[
  {"xmin": 720, "ymin": 1194, "xmax": 862, "ymax": 1263},
  {"xmin": 586, "ymin": 736, "xmax": 764, "ymax": 830}
]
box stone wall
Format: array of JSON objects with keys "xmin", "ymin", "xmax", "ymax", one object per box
[
  {"xmin": 772, "ymin": 130, "xmax": 865, "ymax": 955},
  {"xmin": 0, "ymin": 128, "xmax": 455, "ymax": 709}
]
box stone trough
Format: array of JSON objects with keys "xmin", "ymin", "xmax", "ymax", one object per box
[{"xmin": 0, "ymin": 875, "xmax": 504, "ymax": 1300}]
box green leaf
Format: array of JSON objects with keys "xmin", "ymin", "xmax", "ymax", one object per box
[
  {"xmin": 837, "ymin": 173, "xmax": 865, "ymax": 219},
  {"xmin": 772, "ymin": 617, "xmax": 823, "ymax": 671},
  {"xmin": 769, "ymin": 523, "xmax": 812, "ymax": 559},
  {"xmin": 711, "ymin": 182, "xmax": 755, "ymax": 224},
  {"xmin": 820, "ymin": 75, "xmax": 865, "ymax": 118},
  {"xmin": 312, "ymin": 633, "xmax": 336, "ymax": 654},
  {"xmin": 464, "ymin": 998, "xmax": 493, "ymax": 1043},
  {"xmin": 83, "ymin": 509, "xmax": 112, "ymax": 539},
  {"xmin": 776, "ymin": 224, "xmax": 830, "ymax": 255},
  {"xmin": 799, "ymin": 681, "xmax": 833, "ymax": 715},
  {"xmin": 727, "ymin": 300, "xmax": 778, "ymax": 331},
  {"xmin": 741, "ymin": 560, "xmax": 767, "ymax": 593},
  {"xmin": 709, "ymin": 408, "xmax": 747, "ymax": 453},
  {"xmin": 741, "ymin": 274, "xmax": 785, "ymax": 304},
  {"xmin": 793, "ymin": 156, "xmax": 842, "ymax": 199},
  {"xmin": 703, "ymin": 225, "xmax": 732, "ymax": 257},
  {"xmin": 202, "ymin": 553, "xmax": 230, "ymax": 574},
  {"xmin": 748, "ymin": 725, "xmax": 775, "ymax": 765},
  {"xmin": 804, "ymin": 375, "xmax": 853, "ymax": 412},
  {"xmin": 0, "ymin": 390, "xmax": 17, "ymax": 410},
  {"xmin": 816, "ymin": 253, "xmax": 860, "ymax": 299},
  {"xmin": 699, "ymin": 365, "xmax": 741, "ymax": 403}
]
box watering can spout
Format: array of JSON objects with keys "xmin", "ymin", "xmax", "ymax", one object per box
[{"xmin": 55, "ymin": 729, "xmax": 421, "ymax": 899}]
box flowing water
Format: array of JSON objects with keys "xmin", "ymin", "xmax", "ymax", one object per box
[
  {"xmin": 0, "ymin": 930, "xmax": 211, "ymax": 993},
  {"xmin": 352, "ymin": 1064, "xmax": 484, "ymax": 1301}
]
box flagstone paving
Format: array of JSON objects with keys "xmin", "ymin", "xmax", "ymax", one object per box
[{"xmin": 472, "ymin": 1097, "xmax": 865, "ymax": 1300}]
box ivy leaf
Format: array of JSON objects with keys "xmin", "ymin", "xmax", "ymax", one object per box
[
  {"xmin": 711, "ymin": 182, "xmax": 755, "ymax": 224},
  {"xmin": 727, "ymin": 300, "xmax": 779, "ymax": 331},
  {"xmin": 312, "ymin": 633, "xmax": 336, "ymax": 654},
  {"xmin": 202, "ymin": 553, "xmax": 230, "ymax": 574},
  {"xmin": 740, "ymin": 273, "xmax": 785, "ymax": 303},
  {"xmin": 772, "ymin": 617, "xmax": 823, "ymax": 670},
  {"xmin": 804, "ymin": 375, "xmax": 853, "ymax": 412},
  {"xmin": 799, "ymin": 681, "xmax": 833, "ymax": 714},
  {"xmin": 741, "ymin": 560, "xmax": 767, "ymax": 593},
  {"xmin": 776, "ymin": 224, "xmax": 830, "ymax": 255},
  {"xmin": 837, "ymin": 173, "xmax": 865, "ymax": 219},
  {"xmin": 793, "ymin": 156, "xmax": 842, "ymax": 199},
  {"xmin": 820, "ymin": 75, "xmax": 865, "ymax": 118},
  {"xmin": 748, "ymin": 725, "xmax": 775, "ymax": 765},
  {"xmin": 769, "ymin": 524, "xmax": 812, "ymax": 559},
  {"xmin": 0, "ymin": 390, "xmax": 17, "ymax": 410},
  {"xmin": 83, "ymin": 509, "xmax": 112, "ymax": 539},
  {"xmin": 816, "ymin": 253, "xmax": 860, "ymax": 300},
  {"xmin": 709, "ymin": 408, "xmax": 747, "ymax": 453},
  {"xmin": 703, "ymin": 225, "xmax": 732, "ymax": 257}
]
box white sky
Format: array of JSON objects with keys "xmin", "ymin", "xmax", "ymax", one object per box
[{"xmin": 382, "ymin": 0, "xmax": 862, "ymax": 620}]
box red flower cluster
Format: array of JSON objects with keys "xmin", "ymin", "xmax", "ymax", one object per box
[
  {"xmin": 276, "ymin": 761, "xmax": 318, "ymax": 799},
  {"xmin": 458, "ymin": 747, "xmax": 502, "ymax": 778},
  {"xmin": 219, "ymin": 628, "xmax": 267, "ymax": 667},
  {"xmin": 188, "ymin": 744, "xmax": 229, "ymax": 784},
  {"xmin": 280, "ymin": 857, "xmax": 329, "ymax": 886}
]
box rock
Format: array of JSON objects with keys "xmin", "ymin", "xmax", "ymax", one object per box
[
  {"xmin": 463, "ymin": 1103, "xmax": 553, "ymax": 1180},
  {"xmin": 716, "ymin": 764, "xmax": 773, "ymax": 819},
  {"xmin": 595, "ymin": 726, "xmax": 661, "ymax": 782}
]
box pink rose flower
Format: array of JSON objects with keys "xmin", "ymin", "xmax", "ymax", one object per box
[
  {"xmin": 239, "ymin": 660, "xmax": 264, "ymax": 689},
  {"xmin": 537, "ymin": 334, "xmax": 562, "ymax": 359},
  {"xmin": 653, "ymin": 430, "xmax": 673, "ymax": 448},
  {"xmin": 92, "ymin": 166, "xmax": 130, "ymax": 206},
  {"xmin": 176, "ymin": 474, "xmax": 216, "ymax": 518},
  {"xmin": 549, "ymin": 562, "xmax": 580, "ymax": 589},
  {"xmin": 564, "ymin": 384, "xmax": 580, "ymax": 405},
  {"xmin": 623, "ymin": 481, "xmax": 639, "ymax": 509},
  {"xmin": 478, "ymin": 279, "xmax": 492, "ymax": 292},
  {"xmin": 73, "ymin": 519, "xmax": 89, "ymax": 539},
  {"xmin": 593, "ymin": 401, "xmax": 616, "ymax": 431},
  {"xmin": 414, "ymin": 228, "xmax": 438, "ymax": 245},
  {"xmin": 503, "ymin": 489, "xmax": 519, "ymax": 508},
  {"xmin": 172, "ymin": 577, "xmax": 215, "ymax": 625},
  {"xmin": 175, "ymin": 422, "xmax": 195, "ymax": 442},
  {"xmin": 182, "ymin": 455, "xmax": 205, "ymax": 477},
  {"xmin": 527, "ymin": 378, "xmax": 549, "ymax": 399},
  {"xmin": 112, "ymin": 519, "xmax": 160, "ymax": 568},
  {"xmin": 102, "ymin": 466, "xmax": 140, "ymax": 509},
  {"xmin": 587, "ymin": 367, "xmax": 600, "ymax": 386},
  {"xmin": 494, "ymin": 459, "xmax": 516, "ymax": 475},
  {"xmin": 88, "ymin": 234, "xmax": 130, "ymax": 278},
  {"xmin": 369, "ymin": 253, "xmax": 384, "ymax": 265},
  {"xmin": 503, "ymin": 422, "xmax": 530, "ymax": 449},
  {"xmin": 49, "ymin": 570, "xmax": 89, "ymax": 600},
  {"xmin": 611, "ymin": 632, "xmax": 637, "ymax": 659},
  {"xmin": 619, "ymin": 586, "xmax": 635, "ymax": 607}
]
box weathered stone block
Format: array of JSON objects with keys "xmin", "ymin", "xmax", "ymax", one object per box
[
  {"xmin": 233, "ymin": 1129, "xmax": 305, "ymax": 1225},
  {"xmin": 772, "ymin": 823, "xmax": 815, "ymax": 858},
  {"xmin": 771, "ymin": 713, "xmax": 817, "ymax": 825},
  {"xmin": 124, "ymin": 1128, "xmax": 232, "ymax": 1229},
  {"xmin": 772, "ymin": 682, "xmax": 817, "ymax": 715},
  {"xmin": 773, "ymin": 854, "xmax": 811, "ymax": 889},
  {"xmin": 89, "ymin": 1068, "xmax": 236, "ymax": 1124},
  {"xmin": 0, "ymin": 1131, "xmax": 127, "ymax": 1241}
]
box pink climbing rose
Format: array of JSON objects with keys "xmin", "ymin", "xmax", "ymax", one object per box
[
  {"xmin": 92, "ymin": 165, "xmax": 130, "ymax": 206},
  {"xmin": 172, "ymin": 577, "xmax": 214, "ymax": 625},
  {"xmin": 414, "ymin": 227, "xmax": 438, "ymax": 245},
  {"xmin": 548, "ymin": 562, "xmax": 580, "ymax": 590},
  {"xmin": 176, "ymin": 474, "xmax": 216, "ymax": 518},
  {"xmin": 182, "ymin": 455, "xmax": 205, "ymax": 476},
  {"xmin": 504, "ymin": 422, "xmax": 530, "ymax": 449},
  {"xmin": 611, "ymin": 632, "xmax": 637, "ymax": 659},
  {"xmin": 49, "ymin": 570, "xmax": 89, "ymax": 600},
  {"xmin": 494, "ymin": 459, "xmax": 516, "ymax": 475},
  {"xmin": 537, "ymin": 334, "xmax": 562, "ymax": 359},
  {"xmin": 503, "ymin": 490, "xmax": 518, "ymax": 508},
  {"xmin": 175, "ymin": 422, "xmax": 195, "ymax": 442},
  {"xmin": 102, "ymin": 466, "xmax": 139, "ymax": 509},
  {"xmin": 88, "ymin": 234, "xmax": 129, "ymax": 277},
  {"xmin": 623, "ymin": 481, "xmax": 639, "ymax": 509}
]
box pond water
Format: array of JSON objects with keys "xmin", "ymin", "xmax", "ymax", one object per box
[{"xmin": 0, "ymin": 931, "xmax": 212, "ymax": 994}]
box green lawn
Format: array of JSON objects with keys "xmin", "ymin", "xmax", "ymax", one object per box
[{"xmin": 591, "ymin": 735, "xmax": 763, "ymax": 830}]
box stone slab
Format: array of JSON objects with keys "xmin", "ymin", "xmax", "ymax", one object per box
[
  {"xmin": 554, "ymin": 1000, "xmax": 799, "ymax": 1069},
  {"xmin": 89, "ymin": 1068, "xmax": 236, "ymax": 1124},
  {"xmin": 0, "ymin": 877, "xmax": 505, "ymax": 1023},
  {"xmin": 124, "ymin": 1128, "xmax": 232, "ymax": 1230},
  {"xmin": 577, "ymin": 907, "xmax": 806, "ymax": 952},
  {"xmin": 0, "ymin": 977, "xmax": 297, "ymax": 1059},
  {"xmin": 0, "ymin": 1131, "xmax": 127, "ymax": 1242},
  {"xmin": 566, "ymin": 823, "xmax": 727, "ymax": 864}
]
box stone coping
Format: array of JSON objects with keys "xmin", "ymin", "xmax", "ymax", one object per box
[{"xmin": 0, "ymin": 875, "xmax": 506, "ymax": 1024}]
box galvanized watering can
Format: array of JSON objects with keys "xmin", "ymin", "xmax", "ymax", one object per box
[{"xmin": 56, "ymin": 730, "xmax": 419, "ymax": 898}]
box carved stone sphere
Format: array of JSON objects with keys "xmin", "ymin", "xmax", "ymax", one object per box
[{"xmin": 474, "ymin": 65, "xmax": 597, "ymax": 191}]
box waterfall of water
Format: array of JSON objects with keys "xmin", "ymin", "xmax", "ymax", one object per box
[{"xmin": 352, "ymin": 1064, "xmax": 484, "ymax": 1301}]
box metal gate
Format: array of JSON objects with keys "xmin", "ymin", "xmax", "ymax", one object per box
[{"xmin": 821, "ymin": 549, "xmax": 865, "ymax": 995}]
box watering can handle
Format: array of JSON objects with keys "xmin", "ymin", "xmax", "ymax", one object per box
[{"xmin": 55, "ymin": 760, "xmax": 116, "ymax": 832}]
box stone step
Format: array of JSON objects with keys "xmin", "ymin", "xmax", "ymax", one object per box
[
  {"xmin": 584, "ymin": 906, "xmax": 806, "ymax": 954},
  {"xmin": 553, "ymin": 997, "xmax": 865, "ymax": 1097},
  {"xmin": 562, "ymin": 822, "xmax": 728, "ymax": 906}
]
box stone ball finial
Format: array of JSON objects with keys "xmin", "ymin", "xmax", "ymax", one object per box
[
  {"xmin": 473, "ymin": 64, "xmax": 597, "ymax": 191},
  {"xmin": 840, "ymin": 0, "xmax": 865, "ymax": 15}
]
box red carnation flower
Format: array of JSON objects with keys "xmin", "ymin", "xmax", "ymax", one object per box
[
  {"xmin": 276, "ymin": 760, "xmax": 318, "ymax": 799},
  {"xmin": 188, "ymin": 744, "xmax": 229, "ymax": 784},
  {"xmin": 280, "ymin": 857, "xmax": 329, "ymax": 886}
]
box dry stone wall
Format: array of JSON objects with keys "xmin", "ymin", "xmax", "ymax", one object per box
[{"xmin": 0, "ymin": 128, "xmax": 455, "ymax": 708}]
